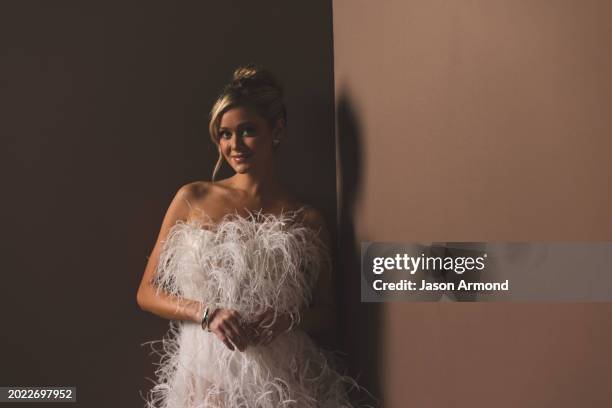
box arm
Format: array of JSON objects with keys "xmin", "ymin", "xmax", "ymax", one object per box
[
  {"xmin": 296, "ymin": 208, "xmax": 338, "ymax": 337},
  {"xmin": 136, "ymin": 183, "xmax": 203, "ymax": 324},
  {"xmin": 249, "ymin": 208, "xmax": 338, "ymax": 345}
]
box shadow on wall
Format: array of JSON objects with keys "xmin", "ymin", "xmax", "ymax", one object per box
[{"xmin": 336, "ymin": 88, "xmax": 384, "ymax": 407}]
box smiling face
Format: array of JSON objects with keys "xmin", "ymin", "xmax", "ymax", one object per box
[{"xmin": 218, "ymin": 105, "xmax": 281, "ymax": 174}]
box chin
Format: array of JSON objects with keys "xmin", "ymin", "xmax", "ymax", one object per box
[{"xmin": 233, "ymin": 166, "xmax": 252, "ymax": 174}]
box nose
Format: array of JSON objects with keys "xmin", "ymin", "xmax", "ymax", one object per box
[{"xmin": 228, "ymin": 132, "xmax": 245, "ymax": 149}]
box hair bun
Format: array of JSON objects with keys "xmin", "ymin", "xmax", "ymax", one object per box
[
  {"xmin": 232, "ymin": 64, "xmax": 260, "ymax": 81},
  {"xmin": 231, "ymin": 63, "xmax": 283, "ymax": 95}
]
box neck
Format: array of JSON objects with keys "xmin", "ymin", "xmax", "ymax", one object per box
[{"xmin": 230, "ymin": 165, "xmax": 282, "ymax": 203}]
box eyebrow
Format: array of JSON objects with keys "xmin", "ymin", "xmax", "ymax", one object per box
[{"xmin": 219, "ymin": 121, "xmax": 255, "ymax": 131}]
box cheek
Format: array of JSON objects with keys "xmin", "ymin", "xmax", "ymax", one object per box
[
  {"xmin": 218, "ymin": 140, "xmax": 230, "ymax": 154},
  {"xmin": 249, "ymin": 136, "xmax": 273, "ymax": 152}
]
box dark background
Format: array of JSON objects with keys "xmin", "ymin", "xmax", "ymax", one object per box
[{"xmin": 0, "ymin": 1, "xmax": 341, "ymax": 406}]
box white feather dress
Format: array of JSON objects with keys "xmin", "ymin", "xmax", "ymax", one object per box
[{"xmin": 141, "ymin": 207, "xmax": 360, "ymax": 408}]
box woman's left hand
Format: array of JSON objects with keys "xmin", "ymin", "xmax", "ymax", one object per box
[{"xmin": 249, "ymin": 309, "xmax": 293, "ymax": 346}]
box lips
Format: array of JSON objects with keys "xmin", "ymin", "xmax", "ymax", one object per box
[{"xmin": 231, "ymin": 153, "xmax": 252, "ymax": 163}]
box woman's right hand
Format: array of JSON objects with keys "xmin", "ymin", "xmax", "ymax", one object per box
[{"xmin": 207, "ymin": 308, "xmax": 254, "ymax": 352}]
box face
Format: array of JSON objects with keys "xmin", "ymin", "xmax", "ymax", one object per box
[{"xmin": 218, "ymin": 105, "xmax": 281, "ymax": 174}]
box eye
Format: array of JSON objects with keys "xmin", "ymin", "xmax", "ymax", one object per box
[
  {"xmin": 219, "ymin": 130, "xmax": 232, "ymax": 140},
  {"xmin": 241, "ymin": 126, "xmax": 255, "ymax": 137}
]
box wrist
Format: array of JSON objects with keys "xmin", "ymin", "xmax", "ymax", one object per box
[
  {"xmin": 193, "ymin": 301, "xmax": 205, "ymax": 324},
  {"xmin": 201, "ymin": 305, "xmax": 220, "ymax": 331}
]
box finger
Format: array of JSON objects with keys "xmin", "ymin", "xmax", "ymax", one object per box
[
  {"xmin": 230, "ymin": 310, "xmax": 244, "ymax": 325},
  {"xmin": 216, "ymin": 324, "xmax": 241, "ymax": 351},
  {"xmin": 224, "ymin": 319, "xmax": 247, "ymax": 348},
  {"xmin": 232, "ymin": 335, "xmax": 246, "ymax": 352},
  {"xmin": 226, "ymin": 311, "xmax": 248, "ymax": 337},
  {"xmin": 227, "ymin": 335, "xmax": 245, "ymax": 352},
  {"xmin": 228, "ymin": 318, "xmax": 250, "ymax": 351},
  {"xmin": 218, "ymin": 334, "xmax": 235, "ymax": 351},
  {"xmin": 219, "ymin": 325, "xmax": 245, "ymax": 351}
]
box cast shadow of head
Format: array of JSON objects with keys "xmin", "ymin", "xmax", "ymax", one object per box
[{"xmin": 336, "ymin": 89, "xmax": 383, "ymax": 407}]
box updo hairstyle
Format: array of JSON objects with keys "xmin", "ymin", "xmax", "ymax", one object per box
[{"xmin": 208, "ymin": 64, "xmax": 287, "ymax": 182}]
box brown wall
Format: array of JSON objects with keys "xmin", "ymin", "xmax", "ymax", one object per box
[
  {"xmin": 0, "ymin": 2, "xmax": 336, "ymax": 407},
  {"xmin": 333, "ymin": 1, "xmax": 612, "ymax": 406}
]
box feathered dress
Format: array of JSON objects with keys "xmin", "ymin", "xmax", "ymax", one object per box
[{"xmin": 141, "ymin": 207, "xmax": 361, "ymax": 408}]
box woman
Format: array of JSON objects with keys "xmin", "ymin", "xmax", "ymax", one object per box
[{"xmin": 137, "ymin": 64, "xmax": 362, "ymax": 407}]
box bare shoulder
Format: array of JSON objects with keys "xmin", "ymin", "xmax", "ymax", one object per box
[
  {"xmin": 175, "ymin": 181, "xmax": 209, "ymax": 205},
  {"xmin": 170, "ymin": 181, "xmax": 212, "ymax": 218},
  {"xmin": 184, "ymin": 180, "xmax": 221, "ymax": 195},
  {"xmin": 178, "ymin": 180, "xmax": 238, "ymax": 221},
  {"xmin": 277, "ymin": 194, "xmax": 323, "ymax": 227},
  {"xmin": 297, "ymin": 205, "xmax": 332, "ymax": 249},
  {"xmin": 299, "ymin": 206, "xmax": 327, "ymax": 231}
]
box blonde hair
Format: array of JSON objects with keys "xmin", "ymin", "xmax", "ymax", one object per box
[{"xmin": 208, "ymin": 64, "xmax": 287, "ymax": 182}]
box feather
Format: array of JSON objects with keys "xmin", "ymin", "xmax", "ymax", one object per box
[{"xmin": 141, "ymin": 208, "xmax": 368, "ymax": 407}]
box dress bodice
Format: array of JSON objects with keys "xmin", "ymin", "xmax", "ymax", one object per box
[
  {"xmin": 142, "ymin": 207, "xmax": 371, "ymax": 408},
  {"xmin": 151, "ymin": 207, "xmax": 330, "ymax": 322}
]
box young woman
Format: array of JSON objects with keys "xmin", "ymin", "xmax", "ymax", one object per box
[{"xmin": 137, "ymin": 64, "xmax": 362, "ymax": 407}]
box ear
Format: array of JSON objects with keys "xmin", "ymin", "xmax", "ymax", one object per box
[{"xmin": 273, "ymin": 118, "xmax": 286, "ymax": 138}]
